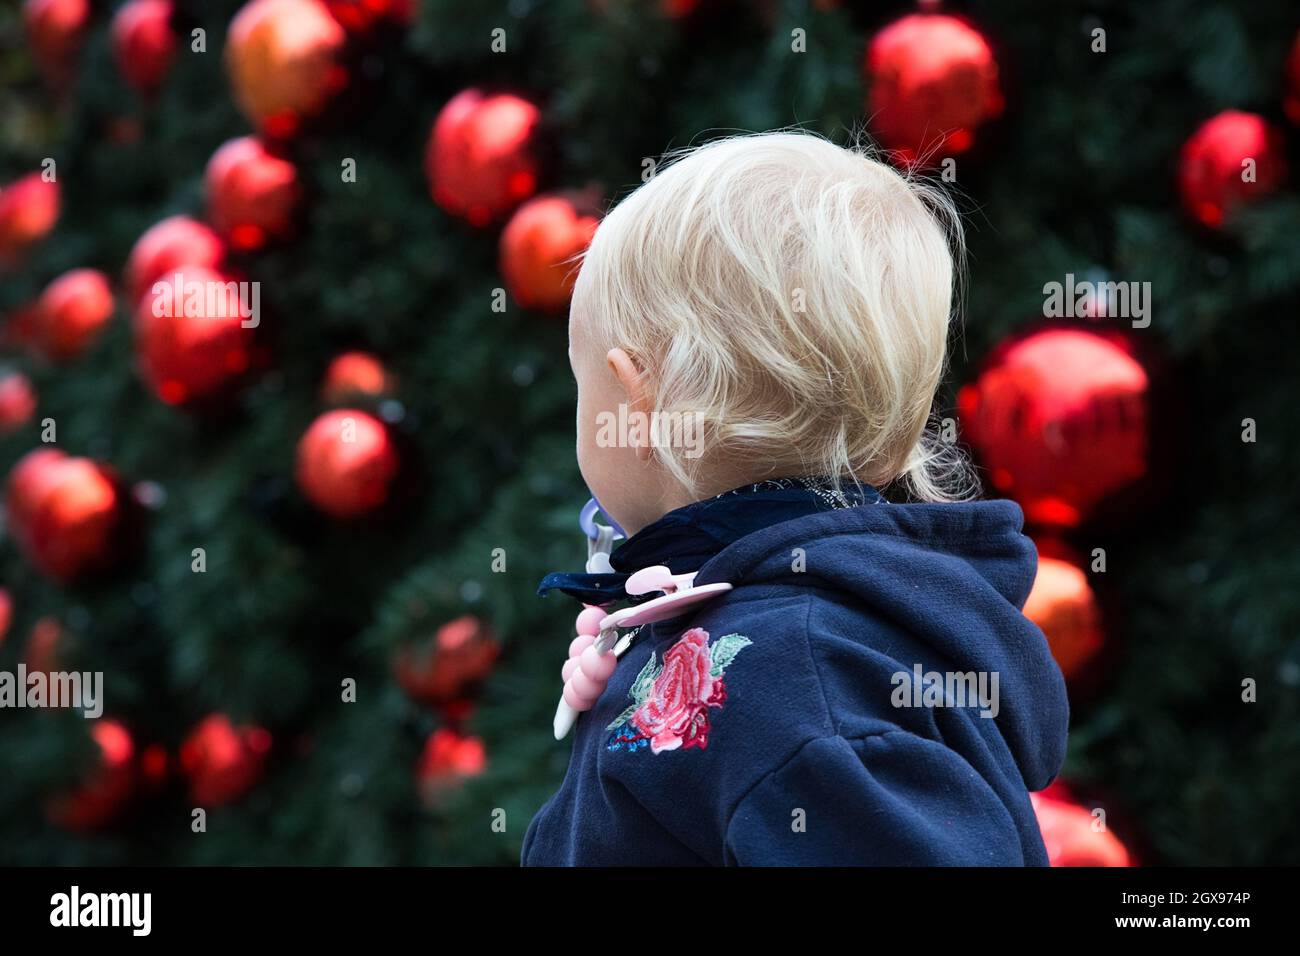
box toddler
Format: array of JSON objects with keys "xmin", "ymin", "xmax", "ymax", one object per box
[{"xmin": 522, "ymin": 132, "xmax": 1068, "ymax": 866}]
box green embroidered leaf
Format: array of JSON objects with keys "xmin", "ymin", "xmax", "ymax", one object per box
[
  {"xmin": 605, "ymin": 703, "xmax": 639, "ymax": 731},
  {"xmin": 629, "ymin": 654, "xmax": 661, "ymax": 703},
  {"xmin": 708, "ymin": 633, "xmax": 752, "ymax": 677}
]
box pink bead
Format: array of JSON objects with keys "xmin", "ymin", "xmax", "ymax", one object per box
[
  {"xmin": 579, "ymin": 646, "xmax": 617, "ymax": 681},
  {"xmin": 575, "ymin": 606, "xmax": 605, "ymax": 636},
  {"xmin": 563, "ymin": 681, "xmax": 591, "ymax": 710},
  {"xmin": 570, "ymin": 668, "xmax": 603, "ymax": 701},
  {"xmin": 568, "ymin": 633, "xmax": 596, "ymax": 658},
  {"xmin": 561, "ymin": 657, "xmax": 580, "ymax": 683}
]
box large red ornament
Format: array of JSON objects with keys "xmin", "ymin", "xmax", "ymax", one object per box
[
  {"xmin": 416, "ymin": 728, "xmax": 486, "ymax": 806},
  {"xmin": 425, "ymin": 89, "xmax": 541, "ymax": 226},
  {"xmin": 1286, "ymin": 31, "xmax": 1300, "ymax": 125},
  {"xmin": 47, "ymin": 720, "xmax": 137, "ymax": 831},
  {"xmin": 0, "ymin": 370, "xmax": 37, "ymax": 434},
  {"xmin": 5, "ymin": 448, "xmax": 125, "ymax": 582},
  {"xmin": 324, "ymin": 0, "xmax": 415, "ymax": 33},
  {"xmin": 1031, "ymin": 784, "xmax": 1133, "ymax": 867},
  {"xmin": 111, "ymin": 0, "xmax": 177, "ymax": 96},
  {"xmin": 500, "ymin": 194, "xmax": 600, "ymax": 311},
  {"xmin": 225, "ymin": 0, "xmax": 348, "ymax": 138},
  {"xmin": 23, "ymin": 0, "xmax": 90, "ymax": 83},
  {"xmin": 124, "ymin": 215, "xmax": 226, "ymax": 306},
  {"xmin": 864, "ymin": 13, "xmax": 1004, "ymax": 165},
  {"xmin": 0, "ymin": 173, "xmax": 60, "ymax": 262},
  {"xmin": 134, "ymin": 265, "xmax": 256, "ymax": 405},
  {"xmin": 322, "ymin": 350, "xmax": 392, "ymax": 403},
  {"xmin": 958, "ymin": 327, "xmax": 1149, "ymax": 529},
  {"xmin": 294, "ymin": 409, "xmax": 400, "ymax": 518},
  {"xmin": 33, "ymin": 268, "xmax": 116, "ymax": 362},
  {"xmin": 1024, "ymin": 544, "xmax": 1104, "ymax": 684},
  {"xmin": 205, "ymin": 136, "xmax": 301, "ymax": 251},
  {"xmin": 394, "ymin": 615, "xmax": 501, "ymax": 708},
  {"xmin": 1178, "ymin": 111, "xmax": 1286, "ymax": 228},
  {"xmin": 179, "ymin": 713, "xmax": 272, "ymax": 806}
]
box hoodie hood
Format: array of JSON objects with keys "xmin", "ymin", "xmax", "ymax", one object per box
[{"xmin": 692, "ymin": 498, "xmax": 1069, "ymax": 791}]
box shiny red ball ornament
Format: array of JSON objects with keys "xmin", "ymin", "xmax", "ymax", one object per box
[
  {"xmin": 1030, "ymin": 784, "xmax": 1133, "ymax": 867},
  {"xmin": 324, "ymin": 0, "xmax": 415, "ymax": 33},
  {"xmin": 416, "ymin": 728, "xmax": 486, "ymax": 806},
  {"xmin": 295, "ymin": 409, "xmax": 399, "ymax": 518},
  {"xmin": 0, "ymin": 173, "xmax": 60, "ymax": 261},
  {"xmin": 205, "ymin": 136, "xmax": 301, "ymax": 251},
  {"xmin": 1178, "ymin": 110, "xmax": 1286, "ymax": 228},
  {"xmin": 124, "ymin": 215, "xmax": 226, "ymax": 306},
  {"xmin": 394, "ymin": 615, "xmax": 501, "ymax": 707},
  {"xmin": 111, "ymin": 0, "xmax": 177, "ymax": 96},
  {"xmin": 5, "ymin": 448, "xmax": 125, "ymax": 582},
  {"xmin": 47, "ymin": 720, "xmax": 137, "ymax": 831},
  {"xmin": 225, "ymin": 0, "xmax": 348, "ymax": 138},
  {"xmin": 322, "ymin": 350, "xmax": 392, "ymax": 403},
  {"xmin": 0, "ymin": 588, "xmax": 11, "ymax": 645},
  {"xmin": 0, "ymin": 370, "xmax": 38, "ymax": 434},
  {"xmin": 1286, "ymin": 31, "xmax": 1300, "ymax": 125},
  {"xmin": 500, "ymin": 194, "xmax": 600, "ymax": 311},
  {"xmin": 864, "ymin": 13, "xmax": 1004, "ymax": 165},
  {"xmin": 1024, "ymin": 545, "xmax": 1103, "ymax": 683},
  {"xmin": 958, "ymin": 327, "xmax": 1149, "ymax": 529},
  {"xmin": 134, "ymin": 265, "xmax": 256, "ymax": 405},
  {"xmin": 24, "ymin": 0, "xmax": 91, "ymax": 83},
  {"xmin": 425, "ymin": 89, "xmax": 541, "ymax": 226},
  {"xmin": 179, "ymin": 713, "xmax": 272, "ymax": 807},
  {"xmin": 33, "ymin": 268, "xmax": 116, "ymax": 362}
]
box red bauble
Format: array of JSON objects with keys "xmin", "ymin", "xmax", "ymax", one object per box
[
  {"xmin": 1030, "ymin": 784, "xmax": 1133, "ymax": 867},
  {"xmin": 416, "ymin": 728, "xmax": 486, "ymax": 806},
  {"xmin": 394, "ymin": 615, "xmax": 501, "ymax": 707},
  {"xmin": 124, "ymin": 215, "xmax": 226, "ymax": 306},
  {"xmin": 134, "ymin": 265, "xmax": 256, "ymax": 405},
  {"xmin": 324, "ymin": 0, "xmax": 415, "ymax": 33},
  {"xmin": 33, "ymin": 268, "xmax": 115, "ymax": 362},
  {"xmin": 5, "ymin": 448, "xmax": 125, "ymax": 582},
  {"xmin": 0, "ymin": 588, "xmax": 11, "ymax": 645},
  {"xmin": 425, "ymin": 89, "xmax": 541, "ymax": 226},
  {"xmin": 294, "ymin": 409, "xmax": 399, "ymax": 518},
  {"xmin": 864, "ymin": 13, "xmax": 1004, "ymax": 165},
  {"xmin": 1286, "ymin": 31, "xmax": 1300, "ymax": 125},
  {"xmin": 0, "ymin": 370, "xmax": 37, "ymax": 434},
  {"xmin": 111, "ymin": 0, "xmax": 177, "ymax": 96},
  {"xmin": 47, "ymin": 720, "xmax": 137, "ymax": 831},
  {"xmin": 1178, "ymin": 111, "xmax": 1286, "ymax": 228},
  {"xmin": 1024, "ymin": 544, "xmax": 1103, "ymax": 684},
  {"xmin": 205, "ymin": 136, "xmax": 301, "ymax": 251},
  {"xmin": 23, "ymin": 0, "xmax": 90, "ymax": 82},
  {"xmin": 225, "ymin": 0, "xmax": 348, "ymax": 138},
  {"xmin": 958, "ymin": 327, "xmax": 1149, "ymax": 529},
  {"xmin": 322, "ymin": 350, "xmax": 392, "ymax": 403},
  {"xmin": 179, "ymin": 713, "xmax": 272, "ymax": 807},
  {"xmin": 500, "ymin": 194, "xmax": 600, "ymax": 311},
  {"xmin": 0, "ymin": 173, "xmax": 60, "ymax": 261}
]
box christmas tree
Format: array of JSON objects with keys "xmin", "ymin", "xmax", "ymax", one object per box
[{"xmin": 2, "ymin": 0, "xmax": 1299, "ymax": 865}]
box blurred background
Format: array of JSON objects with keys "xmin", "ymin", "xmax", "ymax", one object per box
[{"xmin": 1, "ymin": 0, "xmax": 1298, "ymax": 866}]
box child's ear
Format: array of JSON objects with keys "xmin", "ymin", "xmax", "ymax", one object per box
[{"xmin": 606, "ymin": 348, "xmax": 655, "ymax": 462}]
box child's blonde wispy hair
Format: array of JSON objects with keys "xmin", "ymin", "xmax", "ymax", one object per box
[{"xmin": 578, "ymin": 130, "xmax": 975, "ymax": 502}]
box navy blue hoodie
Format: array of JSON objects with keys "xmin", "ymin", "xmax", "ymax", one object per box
[{"xmin": 522, "ymin": 497, "xmax": 1069, "ymax": 866}]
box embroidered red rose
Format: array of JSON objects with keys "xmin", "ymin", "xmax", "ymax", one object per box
[{"xmin": 603, "ymin": 627, "xmax": 750, "ymax": 754}]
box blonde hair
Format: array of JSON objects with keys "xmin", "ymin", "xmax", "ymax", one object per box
[{"xmin": 578, "ymin": 130, "xmax": 976, "ymax": 502}]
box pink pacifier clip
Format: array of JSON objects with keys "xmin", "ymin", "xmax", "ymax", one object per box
[{"xmin": 552, "ymin": 566, "xmax": 732, "ymax": 740}]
